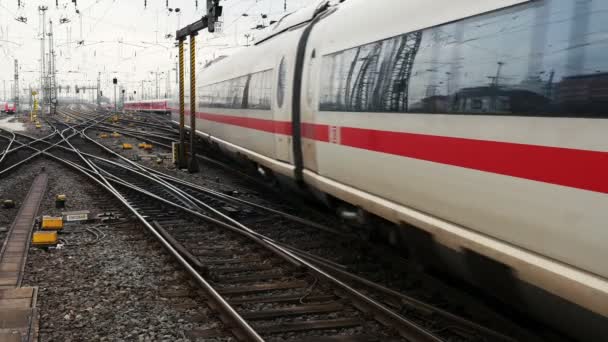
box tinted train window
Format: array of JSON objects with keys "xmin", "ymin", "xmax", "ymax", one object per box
[
  {"xmin": 320, "ymin": 0, "xmax": 608, "ymax": 117},
  {"xmin": 200, "ymin": 75, "xmax": 248, "ymax": 109},
  {"xmin": 200, "ymin": 69, "xmax": 272, "ymax": 110},
  {"xmin": 248, "ymin": 70, "xmax": 273, "ymax": 110}
]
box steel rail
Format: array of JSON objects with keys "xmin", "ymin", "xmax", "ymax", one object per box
[
  {"xmin": 28, "ymin": 111, "xmax": 444, "ymax": 341},
  {"xmin": 82, "ymin": 156, "xmax": 445, "ymax": 342},
  {"xmin": 19, "ymin": 108, "xmax": 514, "ymax": 341},
  {"xmin": 33, "ymin": 122, "xmax": 265, "ymax": 342},
  {"xmin": 0, "ymin": 130, "xmax": 16, "ymax": 165},
  {"xmin": 2, "ymin": 129, "xmax": 518, "ymax": 341}
]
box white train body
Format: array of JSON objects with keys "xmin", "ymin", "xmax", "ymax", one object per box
[{"xmin": 171, "ymin": 0, "xmax": 608, "ymax": 339}]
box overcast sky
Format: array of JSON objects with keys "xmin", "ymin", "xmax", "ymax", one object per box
[{"xmin": 0, "ymin": 0, "xmax": 316, "ymax": 101}]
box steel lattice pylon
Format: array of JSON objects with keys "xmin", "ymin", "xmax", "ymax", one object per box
[{"xmin": 383, "ymin": 31, "xmax": 423, "ymax": 112}]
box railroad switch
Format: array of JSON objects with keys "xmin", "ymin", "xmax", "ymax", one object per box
[
  {"xmin": 122, "ymin": 143, "xmax": 133, "ymax": 150},
  {"xmin": 2, "ymin": 200, "xmax": 16, "ymax": 208},
  {"xmin": 41, "ymin": 216, "xmax": 63, "ymax": 231},
  {"xmin": 55, "ymin": 194, "xmax": 67, "ymax": 209},
  {"xmin": 32, "ymin": 231, "xmax": 58, "ymax": 247},
  {"xmin": 96, "ymin": 212, "xmax": 121, "ymax": 223}
]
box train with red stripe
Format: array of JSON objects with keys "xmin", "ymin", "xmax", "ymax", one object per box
[
  {"xmin": 124, "ymin": 99, "xmax": 170, "ymax": 113},
  {"xmin": 4, "ymin": 102, "xmax": 16, "ymax": 114},
  {"xmin": 169, "ymin": 0, "xmax": 608, "ymax": 339}
]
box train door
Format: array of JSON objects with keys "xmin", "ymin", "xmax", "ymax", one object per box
[
  {"xmin": 274, "ymin": 56, "xmax": 292, "ymax": 163},
  {"xmin": 300, "ymin": 47, "xmax": 321, "ymax": 172}
]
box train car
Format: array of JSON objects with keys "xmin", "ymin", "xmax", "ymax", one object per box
[
  {"xmin": 124, "ymin": 99, "xmax": 170, "ymax": 114},
  {"xmin": 5, "ymin": 102, "xmax": 16, "ymax": 114},
  {"xmin": 171, "ymin": 0, "xmax": 608, "ymax": 339}
]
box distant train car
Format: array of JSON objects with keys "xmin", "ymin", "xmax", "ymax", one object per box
[
  {"xmin": 124, "ymin": 99, "xmax": 169, "ymax": 114},
  {"xmin": 5, "ymin": 102, "xmax": 16, "ymax": 114},
  {"xmin": 171, "ymin": 0, "xmax": 608, "ymax": 339},
  {"xmin": 0, "ymin": 101, "xmax": 5, "ymax": 113}
]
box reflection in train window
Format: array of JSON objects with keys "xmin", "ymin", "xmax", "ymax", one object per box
[
  {"xmin": 248, "ymin": 70, "xmax": 273, "ymax": 110},
  {"xmin": 199, "ymin": 69, "xmax": 273, "ymax": 110},
  {"xmin": 200, "ymin": 75, "xmax": 248, "ymax": 109},
  {"xmin": 320, "ymin": 0, "xmax": 608, "ymax": 117}
]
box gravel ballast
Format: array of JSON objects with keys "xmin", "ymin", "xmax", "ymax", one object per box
[{"xmin": 16, "ymin": 160, "xmax": 229, "ymax": 341}]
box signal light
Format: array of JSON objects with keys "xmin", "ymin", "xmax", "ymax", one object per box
[{"xmin": 208, "ymin": 0, "xmax": 222, "ymax": 33}]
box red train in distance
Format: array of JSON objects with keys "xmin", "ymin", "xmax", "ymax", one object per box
[
  {"xmin": 4, "ymin": 102, "xmax": 16, "ymax": 114},
  {"xmin": 123, "ymin": 99, "xmax": 170, "ymax": 114}
]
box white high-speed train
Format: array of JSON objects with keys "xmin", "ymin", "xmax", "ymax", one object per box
[{"xmin": 168, "ymin": 0, "xmax": 608, "ymax": 339}]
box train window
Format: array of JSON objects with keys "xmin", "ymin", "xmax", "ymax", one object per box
[
  {"xmin": 198, "ymin": 69, "xmax": 273, "ymax": 110},
  {"xmin": 277, "ymin": 58, "xmax": 287, "ymax": 108},
  {"xmin": 247, "ymin": 69, "xmax": 273, "ymax": 110},
  {"xmin": 319, "ymin": 0, "xmax": 608, "ymax": 118},
  {"xmin": 472, "ymin": 100, "xmax": 482, "ymax": 110},
  {"xmin": 200, "ymin": 75, "xmax": 248, "ymax": 109}
]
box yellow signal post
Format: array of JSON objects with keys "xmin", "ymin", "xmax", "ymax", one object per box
[{"xmin": 31, "ymin": 92, "xmax": 39, "ymax": 123}]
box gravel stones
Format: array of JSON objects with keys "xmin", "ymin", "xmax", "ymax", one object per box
[{"xmin": 18, "ymin": 160, "xmax": 230, "ymax": 341}]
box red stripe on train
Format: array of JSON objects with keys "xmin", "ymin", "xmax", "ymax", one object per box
[
  {"xmin": 185, "ymin": 111, "xmax": 608, "ymax": 194},
  {"xmin": 338, "ymin": 127, "xmax": 608, "ymax": 194},
  {"xmin": 194, "ymin": 112, "xmax": 293, "ymax": 135}
]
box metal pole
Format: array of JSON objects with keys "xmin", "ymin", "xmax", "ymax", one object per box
[
  {"xmin": 97, "ymin": 72, "xmax": 101, "ymax": 107},
  {"xmin": 188, "ymin": 33, "xmax": 199, "ymax": 173},
  {"xmin": 166, "ymin": 69, "xmax": 170, "ymax": 98},
  {"xmin": 13, "ymin": 60, "xmax": 19, "ymax": 113},
  {"xmin": 178, "ymin": 38, "xmax": 187, "ymax": 169},
  {"xmin": 114, "ymin": 83, "xmax": 117, "ymax": 113},
  {"xmin": 39, "ymin": 6, "xmax": 47, "ymax": 113},
  {"xmin": 156, "ymin": 71, "xmax": 159, "ymax": 99}
]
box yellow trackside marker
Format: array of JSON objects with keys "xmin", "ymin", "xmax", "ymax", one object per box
[
  {"xmin": 41, "ymin": 216, "xmax": 63, "ymax": 230},
  {"xmin": 122, "ymin": 143, "xmax": 133, "ymax": 150},
  {"xmin": 100, "ymin": 133, "xmax": 109, "ymax": 138},
  {"xmin": 111, "ymin": 132, "xmax": 121, "ymax": 138},
  {"xmin": 32, "ymin": 231, "xmax": 58, "ymax": 246}
]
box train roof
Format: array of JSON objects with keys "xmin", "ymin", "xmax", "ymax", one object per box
[{"xmin": 255, "ymin": 0, "xmax": 330, "ymax": 44}]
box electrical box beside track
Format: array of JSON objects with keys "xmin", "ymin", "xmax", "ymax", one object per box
[
  {"xmin": 32, "ymin": 231, "xmax": 58, "ymax": 247},
  {"xmin": 41, "ymin": 216, "xmax": 63, "ymax": 230}
]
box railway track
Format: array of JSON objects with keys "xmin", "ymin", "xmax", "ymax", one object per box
[
  {"xmin": 67, "ymin": 109, "xmax": 536, "ymax": 341},
  {"xmin": 56, "ymin": 109, "xmax": 443, "ymax": 340},
  {"xmin": 0, "ymin": 106, "xmax": 540, "ymax": 341}
]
